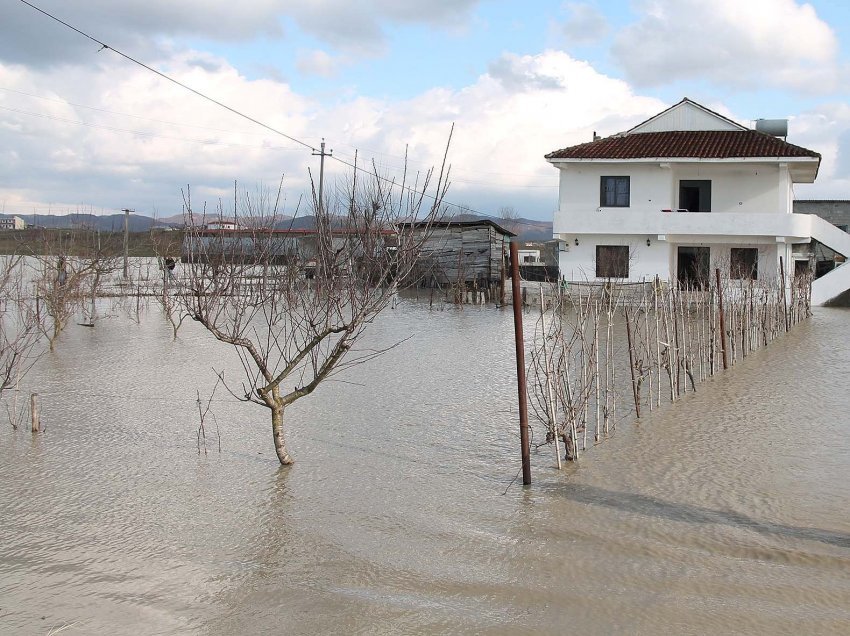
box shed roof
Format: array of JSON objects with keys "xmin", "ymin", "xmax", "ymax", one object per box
[{"xmin": 398, "ymin": 219, "xmax": 516, "ymax": 237}]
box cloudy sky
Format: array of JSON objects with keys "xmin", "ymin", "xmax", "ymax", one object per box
[{"xmin": 1, "ymin": 0, "xmax": 849, "ymax": 220}]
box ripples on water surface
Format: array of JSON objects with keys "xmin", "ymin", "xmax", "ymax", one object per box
[{"xmin": 0, "ymin": 300, "xmax": 849, "ymax": 635}]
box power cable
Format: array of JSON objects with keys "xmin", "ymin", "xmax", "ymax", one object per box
[
  {"xmin": 17, "ymin": 0, "xmax": 315, "ymax": 153},
  {"xmin": 15, "ymin": 0, "xmax": 555, "ymax": 230}
]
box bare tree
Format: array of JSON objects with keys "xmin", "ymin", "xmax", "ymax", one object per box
[
  {"xmin": 149, "ymin": 228, "xmax": 189, "ymax": 339},
  {"xmin": 0, "ymin": 255, "xmax": 43, "ymax": 399},
  {"xmin": 497, "ymin": 205, "xmax": 520, "ymax": 235},
  {"xmin": 28, "ymin": 228, "xmax": 121, "ymax": 350},
  {"xmin": 178, "ymin": 155, "xmax": 450, "ymax": 465}
]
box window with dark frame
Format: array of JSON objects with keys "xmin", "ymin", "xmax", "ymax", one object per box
[
  {"xmin": 596, "ymin": 245, "xmax": 629, "ymax": 278},
  {"xmin": 600, "ymin": 176, "xmax": 630, "ymax": 207},
  {"xmin": 730, "ymin": 247, "xmax": 758, "ymax": 279}
]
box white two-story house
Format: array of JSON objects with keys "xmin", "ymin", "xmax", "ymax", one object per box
[{"xmin": 545, "ymin": 98, "xmax": 850, "ymax": 305}]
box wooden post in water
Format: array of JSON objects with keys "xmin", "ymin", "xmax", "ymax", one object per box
[
  {"xmin": 624, "ymin": 306, "xmax": 641, "ymax": 419},
  {"xmin": 30, "ymin": 393, "xmax": 40, "ymax": 433},
  {"xmin": 122, "ymin": 208, "xmax": 131, "ymax": 280},
  {"xmin": 780, "ymin": 255, "xmax": 789, "ymax": 333},
  {"xmin": 509, "ymin": 242, "xmax": 531, "ymax": 486},
  {"xmin": 499, "ymin": 238, "xmax": 507, "ymax": 306},
  {"xmin": 539, "ymin": 284, "xmax": 561, "ymax": 469},
  {"xmin": 715, "ymin": 268, "xmax": 729, "ymax": 370}
]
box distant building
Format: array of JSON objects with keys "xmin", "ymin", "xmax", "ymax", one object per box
[
  {"xmin": 517, "ymin": 244, "xmax": 542, "ymax": 264},
  {"xmin": 0, "ymin": 216, "xmax": 25, "ymax": 231},
  {"xmin": 794, "ymin": 200, "xmax": 850, "ymax": 233},
  {"xmin": 204, "ymin": 219, "xmax": 239, "ymax": 231}
]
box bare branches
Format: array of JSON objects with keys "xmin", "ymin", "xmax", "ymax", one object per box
[
  {"xmin": 175, "ymin": 148, "xmax": 451, "ymax": 464},
  {"xmin": 528, "ymin": 266, "xmax": 812, "ymax": 465}
]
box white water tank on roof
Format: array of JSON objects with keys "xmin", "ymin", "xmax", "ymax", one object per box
[{"xmin": 755, "ymin": 119, "xmax": 788, "ymax": 137}]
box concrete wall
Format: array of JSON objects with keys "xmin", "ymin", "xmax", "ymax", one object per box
[
  {"xmin": 794, "ymin": 200, "xmax": 850, "ymax": 231},
  {"xmin": 556, "ymin": 161, "xmax": 790, "ymax": 223},
  {"xmin": 558, "ymin": 234, "xmax": 672, "ymax": 282},
  {"xmin": 673, "ymin": 164, "xmax": 787, "ymax": 214},
  {"xmin": 558, "ymin": 236, "xmax": 781, "ymax": 283}
]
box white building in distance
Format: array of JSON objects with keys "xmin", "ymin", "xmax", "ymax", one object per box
[
  {"xmin": 0, "ymin": 216, "xmax": 26, "ymax": 230},
  {"xmin": 545, "ymin": 98, "xmax": 850, "ymax": 305}
]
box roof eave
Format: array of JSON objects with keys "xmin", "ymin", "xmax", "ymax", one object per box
[{"xmin": 546, "ymin": 156, "xmax": 820, "ymax": 164}]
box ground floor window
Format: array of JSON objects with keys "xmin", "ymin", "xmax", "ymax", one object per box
[
  {"xmin": 596, "ymin": 245, "xmax": 629, "ymax": 278},
  {"xmin": 731, "ymin": 247, "xmax": 759, "ymax": 279}
]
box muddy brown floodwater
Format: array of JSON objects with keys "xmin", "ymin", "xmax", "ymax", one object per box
[{"xmin": 1, "ymin": 300, "xmax": 848, "ymax": 635}]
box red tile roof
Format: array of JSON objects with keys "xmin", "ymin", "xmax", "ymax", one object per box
[{"xmin": 546, "ymin": 130, "xmax": 820, "ymax": 161}]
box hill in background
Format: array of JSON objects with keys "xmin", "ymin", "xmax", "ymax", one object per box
[{"xmin": 0, "ymin": 211, "xmax": 554, "ymax": 241}]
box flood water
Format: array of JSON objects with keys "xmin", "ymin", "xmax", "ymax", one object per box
[{"xmin": 1, "ymin": 298, "xmax": 849, "ymax": 635}]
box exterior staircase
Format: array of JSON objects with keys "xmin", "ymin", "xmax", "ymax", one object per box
[{"xmin": 808, "ymin": 214, "xmax": 850, "ymax": 306}]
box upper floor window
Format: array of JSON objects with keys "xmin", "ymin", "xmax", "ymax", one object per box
[
  {"xmin": 679, "ymin": 180, "xmax": 711, "ymax": 212},
  {"xmin": 600, "ymin": 176, "xmax": 630, "ymax": 207}
]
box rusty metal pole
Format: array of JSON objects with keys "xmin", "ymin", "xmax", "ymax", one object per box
[
  {"xmin": 715, "ymin": 268, "xmax": 729, "ymax": 370},
  {"xmin": 510, "ymin": 242, "xmax": 531, "ymax": 486}
]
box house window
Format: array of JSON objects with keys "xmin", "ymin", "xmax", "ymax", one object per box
[
  {"xmin": 731, "ymin": 248, "xmax": 758, "ymax": 279},
  {"xmin": 600, "ymin": 176, "xmax": 630, "ymax": 207},
  {"xmin": 596, "ymin": 245, "xmax": 629, "ymax": 278}
]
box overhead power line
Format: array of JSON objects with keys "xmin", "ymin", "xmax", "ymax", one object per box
[
  {"xmin": 16, "ymin": 0, "xmax": 555, "ymax": 228},
  {"xmin": 17, "ymin": 0, "xmax": 316, "ymax": 153}
]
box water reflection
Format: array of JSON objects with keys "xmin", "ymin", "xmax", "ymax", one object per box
[
  {"xmin": 0, "ymin": 300, "xmax": 847, "ymax": 634},
  {"xmin": 554, "ymin": 483, "xmax": 850, "ymax": 549}
]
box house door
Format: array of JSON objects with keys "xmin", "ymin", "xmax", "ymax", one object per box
[
  {"xmin": 677, "ymin": 246, "xmax": 710, "ymax": 289},
  {"xmin": 679, "ymin": 180, "xmax": 711, "ymax": 212}
]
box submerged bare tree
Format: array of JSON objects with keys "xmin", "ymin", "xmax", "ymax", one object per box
[
  {"xmin": 180, "ymin": 155, "xmax": 450, "ymax": 464},
  {"xmin": 28, "ymin": 228, "xmax": 121, "ymax": 350},
  {"xmin": 0, "ymin": 256, "xmax": 43, "ymax": 395}
]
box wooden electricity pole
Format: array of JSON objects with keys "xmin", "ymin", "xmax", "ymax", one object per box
[
  {"xmin": 510, "ymin": 241, "xmax": 531, "ymax": 486},
  {"xmin": 312, "ymin": 140, "xmax": 332, "ymax": 214},
  {"xmin": 121, "ymin": 208, "xmax": 133, "ymax": 279}
]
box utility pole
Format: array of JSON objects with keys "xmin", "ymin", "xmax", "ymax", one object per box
[
  {"xmin": 121, "ymin": 208, "xmax": 133, "ymax": 279},
  {"xmin": 510, "ymin": 241, "xmax": 532, "ymax": 486},
  {"xmin": 311, "ymin": 139, "xmax": 332, "ymax": 214}
]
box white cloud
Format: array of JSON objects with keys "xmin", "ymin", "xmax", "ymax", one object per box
[
  {"xmin": 276, "ymin": 0, "xmax": 481, "ymax": 56},
  {"xmin": 0, "ymin": 49, "xmax": 668, "ymax": 217},
  {"xmin": 295, "ymin": 50, "xmax": 341, "ymax": 78},
  {"xmin": 612, "ymin": 0, "xmax": 840, "ymax": 92},
  {"xmin": 561, "ymin": 2, "xmax": 609, "ymax": 45},
  {"xmin": 788, "ymin": 103, "xmax": 850, "ymax": 199},
  {"xmin": 10, "ymin": 42, "xmax": 848, "ymax": 218},
  {"xmin": 1, "ymin": 0, "xmax": 481, "ymax": 66}
]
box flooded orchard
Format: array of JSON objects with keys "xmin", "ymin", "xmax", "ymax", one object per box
[{"xmin": 1, "ymin": 299, "xmax": 849, "ymax": 635}]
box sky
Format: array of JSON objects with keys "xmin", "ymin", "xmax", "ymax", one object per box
[{"xmin": 1, "ymin": 0, "xmax": 850, "ymax": 221}]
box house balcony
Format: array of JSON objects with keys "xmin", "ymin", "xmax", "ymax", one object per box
[{"xmin": 554, "ymin": 210, "xmax": 816, "ymax": 243}]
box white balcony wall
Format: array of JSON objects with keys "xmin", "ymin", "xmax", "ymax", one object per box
[
  {"xmin": 558, "ymin": 164, "xmax": 672, "ymax": 217},
  {"xmin": 555, "ymin": 161, "xmax": 791, "ymax": 230},
  {"xmin": 673, "ymin": 163, "xmax": 787, "ymax": 214}
]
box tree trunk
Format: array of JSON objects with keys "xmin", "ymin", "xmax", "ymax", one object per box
[{"xmin": 271, "ymin": 404, "xmax": 294, "ymax": 465}]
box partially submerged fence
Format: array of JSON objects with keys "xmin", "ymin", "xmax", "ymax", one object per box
[{"xmin": 526, "ymin": 268, "xmax": 813, "ymax": 464}]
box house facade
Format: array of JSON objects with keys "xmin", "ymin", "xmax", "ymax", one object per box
[
  {"xmin": 0, "ymin": 216, "xmax": 26, "ymax": 230},
  {"xmin": 545, "ymin": 98, "xmax": 850, "ymax": 304}
]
